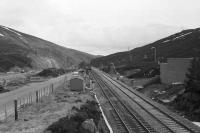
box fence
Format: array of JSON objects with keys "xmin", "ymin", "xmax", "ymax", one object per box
[{"xmin": 0, "ymin": 74, "xmax": 66, "ymax": 122}]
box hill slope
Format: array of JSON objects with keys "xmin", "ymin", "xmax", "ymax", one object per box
[
  {"xmin": 0, "ymin": 25, "xmax": 95, "ymax": 72},
  {"xmin": 91, "ymin": 28, "xmax": 200, "ymax": 68}
]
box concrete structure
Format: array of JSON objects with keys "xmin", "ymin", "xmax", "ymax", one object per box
[
  {"xmin": 69, "ymin": 76, "xmax": 84, "ymax": 91},
  {"xmin": 160, "ymin": 58, "xmax": 193, "ymax": 84}
]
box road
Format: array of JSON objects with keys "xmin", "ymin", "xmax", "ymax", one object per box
[
  {"xmin": 0, "ymin": 75, "xmax": 65, "ymax": 105},
  {"xmin": 0, "ymin": 74, "xmax": 66, "ymax": 120}
]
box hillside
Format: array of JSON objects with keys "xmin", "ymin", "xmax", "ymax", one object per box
[
  {"xmin": 0, "ymin": 25, "xmax": 95, "ymax": 72},
  {"xmin": 91, "ymin": 28, "xmax": 200, "ymax": 68}
]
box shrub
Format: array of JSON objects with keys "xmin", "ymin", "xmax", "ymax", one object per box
[{"xmin": 46, "ymin": 100, "xmax": 101, "ymax": 133}]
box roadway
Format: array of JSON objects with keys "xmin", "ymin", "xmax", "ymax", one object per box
[
  {"xmin": 0, "ymin": 75, "xmax": 66, "ymax": 105},
  {"xmin": 0, "ymin": 74, "xmax": 66, "ymax": 120}
]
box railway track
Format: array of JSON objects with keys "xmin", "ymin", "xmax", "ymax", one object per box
[
  {"xmin": 92, "ymin": 68, "xmax": 200, "ymax": 133},
  {"xmin": 92, "ymin": 71, "xmax": 156, "ymax": 133}
]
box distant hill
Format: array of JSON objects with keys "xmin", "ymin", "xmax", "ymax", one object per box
[
  {"xmin": 91, "ymin": 28, "xmax": 200, "ymax": 69},
  {"xmin": 0, "ymin": 25, "xmax": 95, "ymax": 72}
]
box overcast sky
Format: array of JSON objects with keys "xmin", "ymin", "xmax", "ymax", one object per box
[{"xmin": 0, "ymin": 0, "xmax": 200, "ymax": 55}]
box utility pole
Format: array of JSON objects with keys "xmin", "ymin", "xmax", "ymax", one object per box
[
  {"xmin": 110, "ymin": 62, "xmax": 117, "ymax": 74},
  {"xmin": 65, "ymin": 57, "xmax": 68, "ymax": 68},
  {"xmin": 151, "ymin": 47, "xmax": 157, "ymax": 63},
  {"xmin": 100, "ymin": 64, "xmax": 104, "ymax": 70},
  {"xmin": 128, "ymin": 46, "xmax": 132, "ymax": 64}
]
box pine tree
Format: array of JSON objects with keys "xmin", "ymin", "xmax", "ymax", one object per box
[
  {"xmin": 185, "ymin": 57, "xmax": 200, "ymax": 94},
  {"xmin": 174, "ymin": 58, "xmax": 200, "ymax": 120}
]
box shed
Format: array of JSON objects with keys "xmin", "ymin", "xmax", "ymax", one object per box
[
  {"xmin": 69, "ymin": 76, "xmax": 84, "ymax": 91},
  {"xmin": 160, "ymin": 58, "xmax": 192, "ymax": 84}
]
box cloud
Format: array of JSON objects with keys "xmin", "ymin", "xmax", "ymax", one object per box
[{"xmin": 0, "ymin": 0, "xmax": 200, "ymax": 55}]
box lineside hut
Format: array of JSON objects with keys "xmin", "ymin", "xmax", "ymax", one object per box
[{"xmin": 69, "ymin": 76, "xmax": 85, "ymax": 92}]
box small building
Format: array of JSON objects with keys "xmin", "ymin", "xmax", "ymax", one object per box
[
  {"xmin": 160, "ymin": 58, "xmax": 193, "ymax": 84},
  {"xmin": 72, "ymin": 71, "xmax": 79, "ymax": 76},
  {"xmin": 69, "ymin": 76, "xmax": 84, "ymax": 91}
]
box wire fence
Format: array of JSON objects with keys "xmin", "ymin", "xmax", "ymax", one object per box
[{"xmin": 0, "ymin": 75, "xmax": 66, "ymax": 122}]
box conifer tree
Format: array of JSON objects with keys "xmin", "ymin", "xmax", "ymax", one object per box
[{"xmin": 185, "ymin": 57, "xmax": 200, "ymax": 94}]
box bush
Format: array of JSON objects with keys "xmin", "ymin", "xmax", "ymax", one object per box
[
  {"xmin": 172, "ymin": 58, "xmax": 200, "ymax": 121},
  {"xmin": 143, "ymin": 76, "xmax": 161, "ymax": 88},
  {"xmin": 37, "ymin": 68, "xmax": 65, "ymax": 77},
  {"xmin": 46, "ymin": 100, "xmax": 101, "ymax": 133}
]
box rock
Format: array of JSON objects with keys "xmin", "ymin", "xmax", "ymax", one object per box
[
  {"xmin": 23, "ymin": 119, "xmax": 29, "ymax": 121},
  {"xmin": 81, "ymin": 119, "xmax": 97, "ymax": 133}
]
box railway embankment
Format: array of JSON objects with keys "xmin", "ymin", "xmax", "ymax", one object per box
[
  {"xmin": 118, "ymin": 75, "xmax": 200, "ymax": 126},
  {"xmin": 96, "ymin": 69, "xmax": 200, "ymax": 132}
]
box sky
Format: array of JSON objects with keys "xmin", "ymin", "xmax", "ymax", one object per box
[{"xmin": 0, "ymin": 0, "xmax": 200, "ymax": 55}]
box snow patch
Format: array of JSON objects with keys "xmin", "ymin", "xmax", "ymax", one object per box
[
  {"xmin": 162, "ymin": 39, "xmax": 171, "ymax": 43},
  {"xmin": 193, "ymin": 122, "xmax": 200, "ymax": 127},
  {"xmin": 173, "ymin": 32, "xmax": 192, "ymax": 40},
  {"xmin": 0, "ymin": 33, "xmax": 4, "ymax": 36},
  {"xmin": 161, "ymin": 32, "xmax": 193, "ymax": 43},
  {"xmin": 1, "ymin": 26, "xmax": 22, "ymax": 36}
]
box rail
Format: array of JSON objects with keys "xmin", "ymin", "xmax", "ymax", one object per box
[
  {"xmin": 93, "ymin": 68, "xmax": 200, "ymax": 133},
  {"xmin": 92, "ymin": 71, "xmax": 156, "ymax": 133}
]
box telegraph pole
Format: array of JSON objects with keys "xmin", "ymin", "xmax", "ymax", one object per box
[
  {"xmin": 151, "ymin": 47, "xmax": 157, "ymax": 63},
  {"xmin": 128, "ymin": 46, "xmax": 132, "ymax": 64}
]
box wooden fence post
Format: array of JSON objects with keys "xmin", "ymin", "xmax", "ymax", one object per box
[
  {"xmin": 30, "ymin": 94, "xmax": 32, "ymax": 103},
  {"xmin": 47, "ymin": 87, "xmax": 49, "ymax": 96},
  {"xmin": 36, "ymin": 91, "xmax": 39, "ymax": 102},
  {"xmin": 29, "ymin": 94, "xmax": 31, "ymax": 103},
  {"xmin": 24, "ymin": 97, "xmax": 26, "ymax": 107},
  {"xmin": 19, "ymin": 98, "xmax": 21, "ymax": 109},
  {"xmin": 26, "ymin": 96, "xmax": 28, "ymax": 105},
  {"xmin": 28, "ymin": 95, "xmax": 30, "ymax": 104},
  {"xmin": 27, "ymin": 95, "xmax": 29, "ymax": 104},
  {"xmin": 14, "ymin": 100, "xmax": 18, "ymax": 120},
  {"xmin": 4, "ymin": 104, "xmax": 7, "ymax": 121},
  {"xmin": 23, "ymin": 97, "xmax": 25, "ymax": 108},
  {"xmin": 39, "ymin": 90, "xmax": 40, "ymax": 100},
  {"xmin": 51, "ymin": 84, "xmax": 54, "ymax": 93},
  {"xmin": 31, "ymin": 94, "xmax": 32, "ymax": 103}
]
